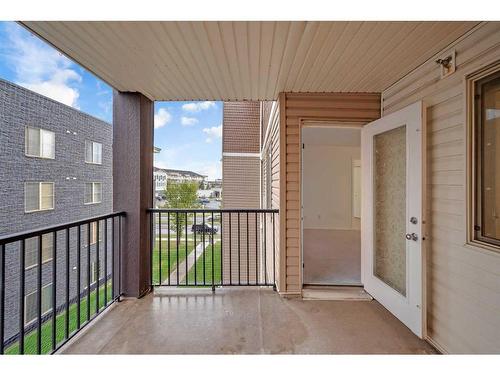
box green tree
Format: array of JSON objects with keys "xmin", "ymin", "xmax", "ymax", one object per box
[{"xmin": 165, "ymin": 181, "xmax": 200, "ymax": 238}]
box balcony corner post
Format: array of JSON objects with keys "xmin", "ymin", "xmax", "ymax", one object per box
[{"xmin": 113, "ymin": 90, "xmax": 153, "ymax": 298}]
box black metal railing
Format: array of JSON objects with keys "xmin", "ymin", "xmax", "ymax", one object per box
[
  {"xmin": 0, "ymin": 212, "xmax": 125, "ymax": 355},
  {"xmin": 149, "ymin": 209, "xmax": 278, "ymax": 290}
]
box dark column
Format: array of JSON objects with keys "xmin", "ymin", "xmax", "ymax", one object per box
[{"xmin": 113, "ymin": 91, "xmax": 153, "ymax": 298}]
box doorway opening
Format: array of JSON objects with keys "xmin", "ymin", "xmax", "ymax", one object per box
[{"xmin": 301, "ymin": 124, "xmax": 362, "ymax": 287}]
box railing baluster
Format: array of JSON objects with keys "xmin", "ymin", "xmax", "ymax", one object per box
[
  {"xmin": 19, "ymin": 239, "xmax": 25, "ymax": 354},
  {"xmin": 37, "ymin": 235, "xmax": 42, "ymax": 354},
  {"xmin": 264, "ymin": 213, "xmax": 267, "ymax": 286},
  {"xmin": 167, "ymin": 212, "xmax": 170, "ymax": 286},
  {"xmin": 211, "ymin": 211, "xmax": 215, "ymax": 291},
  {"xmin": 176, "ymin": 214, "xmax": 179, "ymax": 286},
  {"xmin": 246, "ymin": 212, "xmax": 249, "ymax": 286},
  {"xmin": 0, "ymin": 244, "xmax": 4, "ymax": 355},
  {"xmin": 272, "ymin": 212, "xmax": 276, "ymax": 288},
  {"xmin": 87, "ymin": 222, "xmax": 91, "ymax": 321},
  {"xmin": 150, "ymin": 212, "xmax": 154, "ymax": 287},
  {"xmin": 96, "ymin": 221, "xmax": 100, "ymax": 314},
  {"xmin": 104, "ymin": 219, "xmax": 108, "ymax": 307},
  {"xmin": 202, "ymin": 212, "xmax": 206, "ymax": 285},
  {"xmin": 229, "ymin": 212, "xmax": 232, "ymax": 286},
  {"xmin": 185, "ymin": 212, "xmax": 188, "ymax": 286},
  {"xmin": 77, "ymin": 225, "xmax": 81, "ymax": 329},
  {"xmin": 51, "ymin": 231, "xmax": 57, "ymax": 351},
  {"xmin": 193, "ymin": 212, "xmax": 197, "ymax": 286},
  {"xmin": 158, "ymin": 212, "xmax": 162, "ymax": 286},
  {"xmin": 65, "ymin": 228, "xmax": 70, "ymax": 339},
  {"xmin": 237, "ymin": 213, "xmax": 241, "ymax": 286},
  {"xmin": 255, "ymin": 213, "xmax": 258, "ymax": 286},
  {"xmin": 118, "ymin": 216, "xmax": 122, "ymax": 300},
  {"xmin": 220, "ymin": 212, "xmax": 223, "ymax": 287}
]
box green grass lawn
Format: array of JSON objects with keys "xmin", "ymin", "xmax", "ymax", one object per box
[
  {"xmin": 182, "ymin": 241, "xmax": 221, "ymax": 286},
  {"xmin": 5, "ymin": 281, "xmax": 113, "ymax": 355},
  {"xmin": 151, "ymin": 238, "xmax": 195, "ymax": 285}
]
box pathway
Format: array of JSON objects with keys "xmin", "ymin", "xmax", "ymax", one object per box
[{"xmin": 164, "ymin": 239, "xmax": 219, "ymax": 284}]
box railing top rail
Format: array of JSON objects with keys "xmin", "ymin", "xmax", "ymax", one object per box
[
  {"xmin": 0, "ymin": 211, "xmax": 126, "ymax": 245},
  {"xmin": 148, "ymin": 208, "xmax": 279, "ymax": 213}
]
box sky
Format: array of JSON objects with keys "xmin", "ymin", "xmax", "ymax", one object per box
[{"xmin": 0, "ymin": 21, "xmax": 222, "ymax": 180}]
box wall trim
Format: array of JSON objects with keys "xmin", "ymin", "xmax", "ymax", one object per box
[{"xmin": 222, "ymin": 152, "xmax": 260, "ymax": 158}]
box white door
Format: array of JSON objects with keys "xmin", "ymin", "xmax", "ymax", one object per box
[{"xmin": 361, "ymin": 101, "xmax": 425, "ymax": 337}]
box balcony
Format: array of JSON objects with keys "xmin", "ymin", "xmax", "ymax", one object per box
[{"xmin": 0, "ymin": 209, "xmax": 435, "ymax": 354}]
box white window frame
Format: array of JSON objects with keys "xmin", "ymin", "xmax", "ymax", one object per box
[
  {"xmin": 24, "ymin": 234, "xmax": 54, "ymax": 270},
  {"xmin": 24, "ymin": 283, "xmax": 53, "ymax": 326},
  {"xmin": 24, "ymin": 182, "xmax": 55, "ymax": 213},
  {"xmin": 25, "ymin": 127, "xmax": 55, "ymax": 159},
  {"xmin": 85, "ymin": 140, "xmax": 102, "ymax": 165},
  {"xmin": 84, "ymin": 182, "xmax": 102, "ymax": 205}
]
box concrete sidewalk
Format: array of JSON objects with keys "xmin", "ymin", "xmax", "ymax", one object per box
[{"xmin": 164, "ymin": 239, "xmax": 219, "ymax": 284}]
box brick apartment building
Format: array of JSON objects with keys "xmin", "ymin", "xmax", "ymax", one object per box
[{"xmin": 0, "ymin": 78, "xmax": 112, "ymax": 343}]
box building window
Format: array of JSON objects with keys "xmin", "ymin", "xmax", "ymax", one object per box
[
  {"xmin": 24, "ymin": 283, "xmax": 52, "ymax": 326},
  {"xmin": 25, "ymin": 182, "xmax": 54, "ymax": 212},
  {"xmin": 25, "ymin": 233, "xmax": 53, "ymax": 269},
  {"xmin": 472, "ymin": 68, "xmax": 500, "ymax": 248},
  {"xmin": 89, "ymin": 221, "xmax": 102, "ymax": 245},
  {"xmin": 90, "ymin": 261, "xmax": 99, "ymax": 284},
  {"xmin": 85, "ymin": 140, "xmax": 102, "ymax": 164},
  {"xmin": 85, "ymin": 182, "xmax": 102, "ymax": 204},
  {"xmin": 25, "ymin": 127, "xmax": 55, "ymax": 159}
]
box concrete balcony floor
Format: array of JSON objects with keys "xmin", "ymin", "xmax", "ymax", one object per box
[{"xmin": 59, "ymin": 287, "xmax": 436, "ymax": 354}]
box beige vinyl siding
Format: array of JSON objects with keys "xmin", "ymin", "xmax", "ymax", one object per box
[
  {"xmin": 261, "ymin": 101, "xmax": 282, "ymax": 289},
  {"xmin": 381, "ymin": 22, "xmax": 500, "ymax": 353},
  {"xmin": 222, "ymin": 156, "xmax": 261, "ymax": 284},
  {"xmin": 281, "ymin": 92, "xmax": 381, "ymax": 293}
]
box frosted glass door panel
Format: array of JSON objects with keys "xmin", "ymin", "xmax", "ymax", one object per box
[{"xmin": 373, "ymin": 125, "xmax": 407, "ymax": 296}]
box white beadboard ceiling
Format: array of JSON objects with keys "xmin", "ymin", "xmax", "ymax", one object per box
[{"xmin": 21, "ymin": 21, "xmax": 479, "ymax": 101}]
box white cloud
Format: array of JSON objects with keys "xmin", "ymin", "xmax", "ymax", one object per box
[
  {"xmin": 3, "ymin": 23, "xmax": 82, "ymax": 107},
  {"xmin": 182, "ymin": 101, "xmax": 216, "ymax": 112},
  {"xmin": 202, "ymin": 125, "xmax": 222, "ymax": 143},
  {"xmin": 181, "ymin": 116, "xmax": 199, "ymax": 126},
  {"xmin": 154, "ymin": 108, "xmax": 172, "ymax": 129}
]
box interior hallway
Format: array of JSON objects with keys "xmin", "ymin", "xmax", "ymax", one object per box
[
  {"xmin": 303, "ymin": 229, "xmax": 361, "ymax": 285},
  {"xmin": 59, "ymin": 287, "xmax": 435, "ymax": 354}
]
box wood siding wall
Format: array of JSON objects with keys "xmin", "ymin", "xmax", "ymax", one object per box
[
  {"xmin": 281, "ymin": 92, "xmax": 381, "ymax": 293},
  {"xmin": 381, "ymin": 22, "xmax": 500, "ymax": 353}
]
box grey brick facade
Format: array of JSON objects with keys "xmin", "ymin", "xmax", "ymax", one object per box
[{"xmin": 0, "ymin": 78, "xmax": 113, "ymax": 344}]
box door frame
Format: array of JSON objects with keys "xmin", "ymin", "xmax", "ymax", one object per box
[{"xmin": 299, "ymin": 120, "xmax": 365, "ymax": 289}]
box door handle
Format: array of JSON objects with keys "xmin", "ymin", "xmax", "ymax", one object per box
[{"xmin": 405, "ymin": 233, "xmax": 418, "ymax": 241}]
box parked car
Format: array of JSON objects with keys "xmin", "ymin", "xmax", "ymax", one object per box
[{"xmin": 191, "ymin": 223, "xmax": 217, "ymax": 234}]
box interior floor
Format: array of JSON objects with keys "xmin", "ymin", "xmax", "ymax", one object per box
[
  {"xmin": 303, "ymin": 229, "xmax": 361, "ymax": 285},
  {"xmin": 59, "ymin": 288, "xmax": 435, "ymax": 354}
]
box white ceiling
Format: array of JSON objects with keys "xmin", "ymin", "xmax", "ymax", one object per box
[
  {"xmin": 303, "ymin": 127, "xmax": 361, "ymax": 147},
  {"xmin": 21, "ymin": 21, "xmax": 479, "ymax": 101}
]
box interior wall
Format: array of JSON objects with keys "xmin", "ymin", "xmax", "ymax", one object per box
[
  {"xmin": 381, "ymin": 22, "xmax": 500, "ymax": 353},
  {"xmin": 303, "ymin": 144, "xmax": 360, "ymax": 230}
]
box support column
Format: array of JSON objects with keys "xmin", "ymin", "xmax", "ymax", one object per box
[{"xmin": 113, "ymin": 91, "xmax": 153, "ymax": 298}]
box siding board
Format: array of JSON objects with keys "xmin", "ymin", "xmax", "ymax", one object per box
[
  {"xmin": 381, "ymin": 22, "xmax": 500, "ymax": 353},
  {"xmin": 281, "ymin": 92, "xmax": 380, "ymax": 293}
]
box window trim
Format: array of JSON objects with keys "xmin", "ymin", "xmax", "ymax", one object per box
[
  {"xmin": 24, "ymin": 234, "xmax": 54, "ymax": 270},
  {"xmin": 25, "ymin": 127, "xmax": 55, "ymax": 160},
  {"xmin": 84, "ymin": 182, "xmax": 102, "ymax": 205},
  {"xmin": 467, "ymin": 61, "xmax": 500, "ymax": 253},
  {"xmin": 24, "ymin": 283, "xmax": 53, "ymax": 326},
  {"xmin": 24, "ymin": 181, "xmax": 55, "ymax": 213},
  {"xmin": 85, "ymin": 140, "xmax": 102, "ymax": 165}
]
